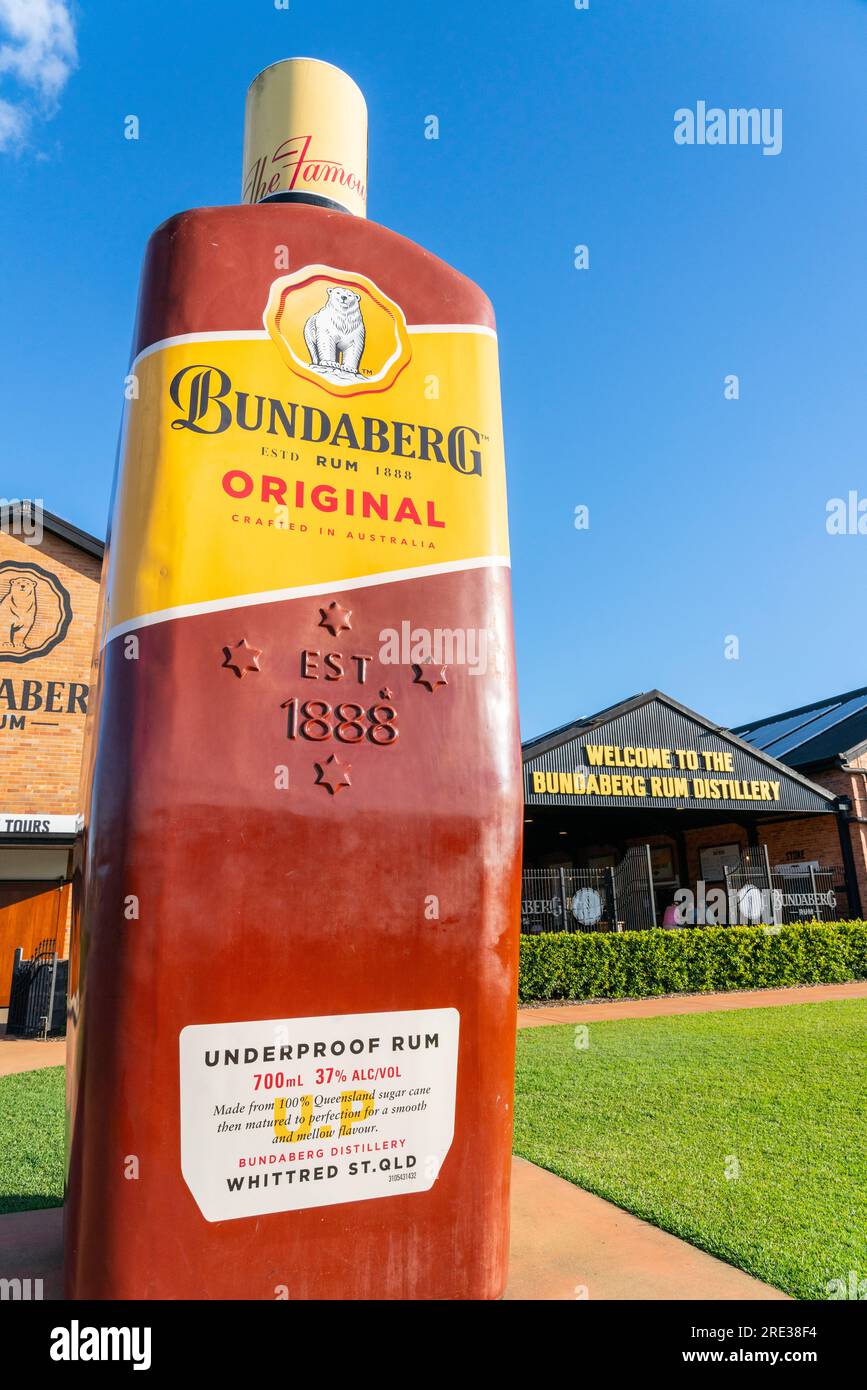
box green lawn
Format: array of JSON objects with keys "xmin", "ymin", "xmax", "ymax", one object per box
[
  {"xmin": 0, "ymin": 1066, "xmax": 65, "ymax": 1214},
  {"xmin": 514, "ymin": 999, "xmax": 867, "ymax": 1300},
  {"xmin": 3, "ymin": 1009, "xmax": 866, "ymax": 1299}
]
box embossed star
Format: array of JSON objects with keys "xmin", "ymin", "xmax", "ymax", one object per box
[
  {"xmin": 222, "ymin": 639, "xmax": 262, "ymax": 678},
  {"xmin": 412, "ymin": 663, "xmax": 448, "ymax": 693},
  {"xmin": 319, "ymin": 601, "xmax": 352, "ymax": 636},
  {"xmin": 314, "ymin": 754, "xmax": 352, "ymax": 795},
  {"xmin": 379, "ymin": 687, "xmax": 394, "ymax": 700}
]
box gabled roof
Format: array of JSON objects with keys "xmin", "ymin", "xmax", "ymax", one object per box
[
  {"xmin": 40, "ymin": 508, "xmax": 104, "ymax": 559},
  {"xmin": 732, "ymin": 684, "xmax": 867, "ymax": 770},
  {"xmin": 523, "ymin": 689, "xmax": 837, "ymax": 811},
  {"xmin": 10, "ymin": 503, "xmax": 104, "ymax": 559},
  {"xmin": 523, "ymin": 690, "xmax": 670, "ymax": 760}
]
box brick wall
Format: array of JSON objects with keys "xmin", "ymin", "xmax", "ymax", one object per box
[
  {"xmin": 682, "ymin": 822, "xmax": 749, "ymax": 883},
  {"xmin": 755, "ymin": 813, "xmax": 843, "ymax": 872},
  {"xmin": 0, "ymin": 525, "xmax": 101, "ymax": 814},
  {"xmin": 674, "ymin": 774, "xmax": 866, "ymax": 918},
  {"xmin": 756, "ymin": 811, "xmax": 854, "ymax": 914},
  {"xmin": 803, "ymin": 761, "xmax": 867, "ymax": 915}
]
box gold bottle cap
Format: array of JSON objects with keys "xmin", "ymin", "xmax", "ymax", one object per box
[{"xmin": 242, "ymin": 57, "xmax": 368, "ymax": 217}]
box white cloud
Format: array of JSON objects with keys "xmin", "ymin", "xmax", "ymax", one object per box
[
  {"xmin": 0, "ymin": 0, "xmax": 78, "ymax": 151},
  {"xmin": 0, "ymin": 93, "xmax": 26, "ymax": 149}
]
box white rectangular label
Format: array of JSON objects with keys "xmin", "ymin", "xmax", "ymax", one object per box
[{"xmin": 179, "ymin": 1007, "xmax": 459, "ymax": 1222}]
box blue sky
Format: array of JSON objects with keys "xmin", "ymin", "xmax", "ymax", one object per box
[{"xmin": 1, "ymin": 0, "xmax": 866, "ymax": 739}]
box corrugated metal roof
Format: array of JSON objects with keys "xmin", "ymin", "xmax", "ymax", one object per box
[
  {"xmin": 732, "ymin": 684, "xmax": 867, "ymax": 769},
  {"xmin": 523, "ymin": 691, "xmax": 836, "ymax": 812}
]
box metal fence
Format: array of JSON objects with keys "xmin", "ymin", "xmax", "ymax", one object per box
[
  {"xmin": 6, "ymin": 939, "xmax": 68, "ymax": 1039},
  {"xmin": 522, "ymin": 844, "xmax": 846, "ymax": 934},
  {"xmin": 724, "ymin": 849, "xmax": 843, "ymax": 925},
  {"xmin": 521, "ymin": 867, "xmax": 612, "ymax": 934},
  {"xmin": 772, "ymin": 865, "xmax": 842, "ymax": 923},
  {"xmin": 521, "ymin": 847, "xmax": 656, "ymax": 933}
]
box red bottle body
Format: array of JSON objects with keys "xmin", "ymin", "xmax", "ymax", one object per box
[{"xmin": 65, "ymin": 203, "xmax": 522, "ymax": 1299}]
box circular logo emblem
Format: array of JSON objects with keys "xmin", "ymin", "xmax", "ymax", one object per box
[
  {"xmin": 264, "ymin": 263, "xmax": 412, "ymax": 398},
  {"xmin": 0, "ymin": 560, "xmax": 73, "ymax": 664},
  {"xmin": 736, "ymin": 883, "xmax": 765, "ymax": 925},
  {"xmin": 571, "ymin": 887, "xmax": 603, "ymax": 927}
]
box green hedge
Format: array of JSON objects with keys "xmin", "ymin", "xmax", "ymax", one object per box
[{"xmin": 518, "ymin": 921, "xmax": 867, "ymax": 1002}]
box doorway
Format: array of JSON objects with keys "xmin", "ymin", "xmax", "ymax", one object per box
[{"xmin": 0, "ymin": 881, "xmax": 69, "ymax": 1007}]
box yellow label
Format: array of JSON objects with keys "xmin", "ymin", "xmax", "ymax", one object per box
[{"xmin": 106, "ymin": 270, "xmax": 508, "ymax": 639}]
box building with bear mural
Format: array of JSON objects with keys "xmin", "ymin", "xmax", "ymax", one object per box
[{"xmin": 0, "ymin": 504, "xmax": 102, "ymax": 1008}]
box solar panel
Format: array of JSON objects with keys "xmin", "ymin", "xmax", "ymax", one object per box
[
  {"xmin": 737, "ymin": 703, "xmax": 842, "ymax": 753},
  {"xmin": 762, "ymin": 694, "xmax": 867, "ymax": 759},
  {"xmin": 736, "ymin": 728, "xmax": 766, "ymax": 747}
]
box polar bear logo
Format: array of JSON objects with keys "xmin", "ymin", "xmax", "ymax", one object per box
[
  {"xmin": 303, "ymin": 285, "xmax": 366, "ymax": 379},
  {"xmin": 0, "ymin": 575, "xmax": 38, "ymax": 651}
]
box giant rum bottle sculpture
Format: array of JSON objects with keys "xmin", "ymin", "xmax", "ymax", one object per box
[{"xmin": 66, "ymin": 58, "xmax": 522, "ymax": 1300}]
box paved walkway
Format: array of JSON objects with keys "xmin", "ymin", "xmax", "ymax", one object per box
[
  {"xmin": 3, "ymin": 985, "xmax": 864, "ymax": 1074},
  {"xmin": 0, "ymin": 1206, "xmax": 64, "ymax": 1299},
  {"xmin": 0, "ymin": 1037, "xmax": 65, "ymax": 1078},
  {"xmin": 517, "ymin": 979, "xmax": 867, "ymax": 1028},
  {"xmin": 0, "ymin": 1158, "xmax": 787, "ymax": 1301},
  {"xmin": 505, "ymin": 1157, "xmax": 787, "ymax": 1300}
]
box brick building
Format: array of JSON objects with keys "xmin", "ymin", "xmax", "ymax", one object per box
[
  {"xmin": 0, "ymin": 507, "xmax": 103, "ymax": 1006},
  {"xmin": 521, "ymin": 690, "xmax": 863, "ymax": 931},
  {"xmin": 734, "ymin": 686, "xmax": 867, "ymax": 917}
]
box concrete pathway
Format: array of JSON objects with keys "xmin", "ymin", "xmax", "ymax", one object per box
[
  {"xmin": 0, "ymin": 1206, "xmax": 64, "ymax": 1300},
  {"xmin": 0, "ymin": 1037, "xmax": 65, "ymax": 1078},
  {"xmin": 0, "ymin": 1157, "xmax": 787, "ymax": 1302},
  {"xmin": 3, "ymin": 985, "xmax": 863, "ymax": 1073},
  {"xmin": 517, "ymin": 979, "xmax": 867, "ymax": 1028},
  {"xmin": 505, "ymin": 1157, "xmax": 787, "ymax": 1300}
]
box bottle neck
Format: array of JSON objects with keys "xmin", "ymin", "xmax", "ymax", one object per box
[{"xmin": 256, "ymin": 189, "xmax": 355, "ymax": 214}]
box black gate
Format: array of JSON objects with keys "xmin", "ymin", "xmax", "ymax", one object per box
[
  {"xmin": 722, "ymin": 847, "xmax": 777, "ymax": 925},
  {"xmin": 723, "ymin": 849, "xmax": 842, "ymax": 925},
  {"xmin": 613, "ymin": 846, "xmax": 657, "ymax": 932},
  {"xmin": 521, "ymin": 846, "xmax": 656, "ymax": 933},
  {"xmin": 520, "ymin": 867, "xmax": 613, "ymax": 934},
  {"xmin": 771, "ymin": 863, "xmax": 841, "ymax": 923},
  {"xmin": 7, "ymin": 939, "xmax": 68, "ymax": 1039}
]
